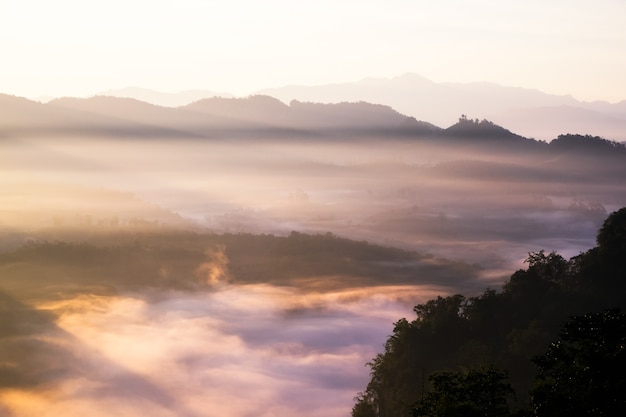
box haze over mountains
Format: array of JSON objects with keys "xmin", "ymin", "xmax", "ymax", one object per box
[
  {"xmin": 3, "ymin": 77, "xmax": 626, "ymax": 417},
  {"xmin": 100, "ymin": 87, "xmax": 233, "ymax": 108},
  {"xmin": 55, "ymin": 73, "xmax": 626, "ymax": 142},
  {"xmin": 258, "ymin": 73, "xmax": 626, "ymax": 141},
  {"xmin": 3, "ymin": 93, "xmax": 434, "ymax": 138},
  {"xmin": 3, "ymin": 88, "xmax": 626, "ymax": 270},
  {"xmin": 3, "ymin": 87, "xmax": 625, "ymax": 146}
]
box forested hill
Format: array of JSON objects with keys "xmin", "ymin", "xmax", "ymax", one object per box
[
  {"xmin": 0, "ymin": 231, "xmax": 482, "ymax": 302},
  {"xmin": 2, "ymin": 94, "xmax": 626, "ymax": 154},
  {"xmin": 353, "ymin": 207, "xmax": 626, "ymax": 417}
]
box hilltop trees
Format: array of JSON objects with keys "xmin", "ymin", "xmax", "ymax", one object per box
[
  {"xmin": 550, "ymin": 134, "xmax": 626, "ymax": 154},
  {"xmin": 412, "ymin": 366, "xmax": 515, "ymax": 417},
  {"xmin": 531, "ymin": 309, "xmax": 626, "ymax": 417},
  {"xmin": 352, "ymin": 208, "xmax": 626, "ymax": 417},
  {"xmin": 596, "ymin": 206, "xmax": 626, "ymax": 256}
]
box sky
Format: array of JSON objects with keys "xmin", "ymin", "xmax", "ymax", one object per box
[{"xmin": 2, "ymin": 0, "xmax": 625, "ymax": 102}]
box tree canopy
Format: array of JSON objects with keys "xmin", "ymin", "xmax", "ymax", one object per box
[
  {"xmin": 352, "ymin": 207, "xmax": 626, "ymax": 417},
  {"xmin": 412, "ymin": 366, "xmax": 515, "ymax": 417},
  {"xmin": 531, "ymin": 309, "xmax": 626, "ymax": 417}
]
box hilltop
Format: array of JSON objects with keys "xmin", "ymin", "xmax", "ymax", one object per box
[
  {"xmin": 2, "ymin": 93, "xmax": 624, "ymax": 150},
  {"xmin": 257, "ymin": 73, "xmax": 626, "ymax": 142}
]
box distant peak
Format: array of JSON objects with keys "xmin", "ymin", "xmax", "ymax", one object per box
[
  {"xmin": 189, "ymin": 94, "xmax": 285, "ymax": 107},
  {"xmin": 393, "ymin": 72, "xmax": 435, "ymax": 84},
  {"xmin": 449, "ymin": 115, "xmax": 501, "ymax": 129},
  {"xmin": 96, "ymin": 87, "xmax": 233, "ymax": 107},
  {"xmin": 445, "ymin": 115, "xmax": 525, "ymax": 140}
]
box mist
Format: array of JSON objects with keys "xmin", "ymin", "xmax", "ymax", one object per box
[
  {"xmin": 2, "ymin": 106, "xmax": 626, "ymax": 416},
  {"xmin": 0, "ymin": 285, "xmax": 433, "ymax": 417},
  {"xmin": 2, "ymin": 134, "xmax": 619, "ymax": 265}
]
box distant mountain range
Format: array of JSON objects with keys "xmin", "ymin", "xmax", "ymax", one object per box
[
  {"xmin": 22, "ymin": 74, "xmax": 626, "ymax": 141},
  {"xmin": 2, "ymin": 92, "xmax": 626, "ymax": 155},
  {"xmin": 0, "ymin": 93, "xmax": 439, "ymax": 138},
  {"xmin": 99, "ymin": 87, "xmax": 233, "ymax": 107},
  {"xmin": 256, "ymin": 73, "xmax": 626, "ymax": 142}
]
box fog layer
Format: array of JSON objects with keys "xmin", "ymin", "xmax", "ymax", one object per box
[
  {"xmin": 1, "ymin": 284, "xmax": 439, "ymax": 417},
  {"xmin": 2, "ymin": 108, "xmax": 626, "ymax": 416}
]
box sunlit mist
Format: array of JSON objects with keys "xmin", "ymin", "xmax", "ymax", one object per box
[{"xmin": 2, "ymin": 77, "xmax": 626, "ymax": 417}]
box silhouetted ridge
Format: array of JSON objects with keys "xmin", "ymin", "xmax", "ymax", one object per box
[
  {"xmin": 1, "ymin": 93, "xmax": 441, "ymax": 137},
  {"xmin": 50, "ymin": 96, "xmax": 173, "ymax": 124},
  {"xmin": 444, "ymin": 115, "xmax": 526, "ymax": 140},
  {"xmin": 2, "ymin": 93, "xmax": 625, "ymax": 147},
  {"xmin": 98, "ymin": 86, "xmax": 231, "ymax": 107},
  {"xmin": 549, "ymin": 133, "xmax": 626, "ymax": 154},
  {"xmin": 352, "ymin": 208, "xmax": 626, "ymax": 417},
  {"xmin": 0, "ymin": 93, "xmax": 159, "ymax": 136},
  {"xmin": 257, "ymin": 73, "xmax": 626, "ymax": 141},
  {"xmin": 183, "ymin": 95, "xmax": 438, "ymax": 133},
  {"xmin": 287, "ymin": 100, "xmax": 439, "ymax": 133},
  {"xmin": 51, "ymin": 95, "xmax": 167, "ymax": 111},
  {"xmin": 185, "ymin": 95, "xmax": 290, "ymax": 125},
  {"xmin": 47, "ymin": 95, "xmax": 210, "ymax": 137}
]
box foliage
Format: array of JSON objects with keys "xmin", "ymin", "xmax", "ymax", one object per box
[
  {"xmin": 531, "ymin": 309, "xmax": 626, "ymax": 417},
  {"xmin": 412, "ymin": 366, "xmax": 514, "ymax": 417},
  {"xmin": 550, "ymin": 134, "xmax": 626, "ymax": 154},
  {"xmin": 596, "ymin": 206, "xmax": 626, "ymax": 255},
  {"xmin": 353, "ymin": 208, "xmax": 626, "ymax": 417},
  {"xmin": 0, "ymin": 231, "xmax": 474, "ymax": 301}
]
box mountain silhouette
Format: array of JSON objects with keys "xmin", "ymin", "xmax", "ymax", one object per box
[
  {"xmin": 3, "ymin": 94, "xmax": 439, "ymax": 137},
  {"xmin": 49, "ymin": 95, "xmax": 236, "ymax": 136},
  {"xmin": 2, "ymin": 92, "xmax": 625, "ymax": 156},
  {"xmin": 183, "ymin": 95, "xmax": 438, "ymax": 133},
  {"xmin": 257, "ymin": 73, "xmax": 626, "ymax": 141},
  {"xmin": 98, "ymin": 86, "xmax": 232, "ymax": 107},
  {"xmin": 0, "ymin": 94, "xmax": 98, "ymax": 133},
  {"xmin": 444, "ymin": 115, "xmax": 526, "ymax": 140}
]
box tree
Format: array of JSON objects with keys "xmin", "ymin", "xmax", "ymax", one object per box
[
  {"xmin": 523, "ymin": 251, "xmax": 570, "ymax": 283},
  {"xmin": 531, "ymin": 309, "xmax": 626, "ymax": 417},
  {"xmin": 596, "ymin": 206, "xmax": 626, "ymax": 256},
  {"xmin": 352, "ymin": 392, "xmax": 378, "ymax": 417},
  {"xmin": 412, "ymin": 366, "xmax": 515, "ymax": 417},
  {"xmin": 352, "ymin": 296, "xmax": 469, "ymax": 417},
  {"xmin": 352, "ymin": 209, "xmax": 626, "ymax": 417},
  {"xmin": 573, "ymin": 207, "xmax": 626, "ymax": 307}
]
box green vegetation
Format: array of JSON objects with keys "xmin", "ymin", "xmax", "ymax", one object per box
[
  {"xmin": 353, "ymin": 207, "xmax": 626, "ymax": 417},
  {"xmin": 550, "ymin": 134, "xmax": 626, "ymax": 154},
  {"xmin": 0, "ymin": 230, "xmax": 479, "ymax": 301},
  {"xmin": 413, "ymin": 366, "xmax": 515, "ymax": 417},
  {"xmin": 531, "ymin": 309, "xmax": 626, "ymax": 417}
]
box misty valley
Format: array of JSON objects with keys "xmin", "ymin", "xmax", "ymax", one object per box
[{"xmin": 1, "ymin": 94, "xmax": 626, "ymax": 416}]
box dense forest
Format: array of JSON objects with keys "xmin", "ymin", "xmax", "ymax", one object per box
[
  {"xmin": 0, "ymin": 230, "xmax": 481, "ymax": 302},
  {"xmin": 352, "ymin": 207, "xmax": 626, "ymax": 417}
]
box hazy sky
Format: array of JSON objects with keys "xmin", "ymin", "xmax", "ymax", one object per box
[{"xmin": 2, "ymin": 0, "xmax": 625, "ymax": 102}]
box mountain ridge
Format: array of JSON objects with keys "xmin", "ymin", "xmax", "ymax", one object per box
[
  {"xmin": 18, "ymin": 73, "xmax": 626, "ymax": 141},
  {"xmin": 256, "ymin": 73, "xmax": 626, "ymax": 141},
  {"xmin": 2, "ymin": 93, "xmax": 625, "ymax": 156},
  {"xmin": 99, "ymin": 87, "xmax": 233, "ymax": 107}
]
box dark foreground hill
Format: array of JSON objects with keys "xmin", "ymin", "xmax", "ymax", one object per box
[{"xmin": 352, "ymin": 207, "xmax": 626, "ymax": 417}]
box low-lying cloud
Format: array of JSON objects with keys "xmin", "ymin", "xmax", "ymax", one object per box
[
  {"xmin": 2, "ymin": 127, "xmax": 626, "ymax": 416},
  {"xmin": 0, "ymin": 283, "xmax": 439, "ymax": 417}
]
